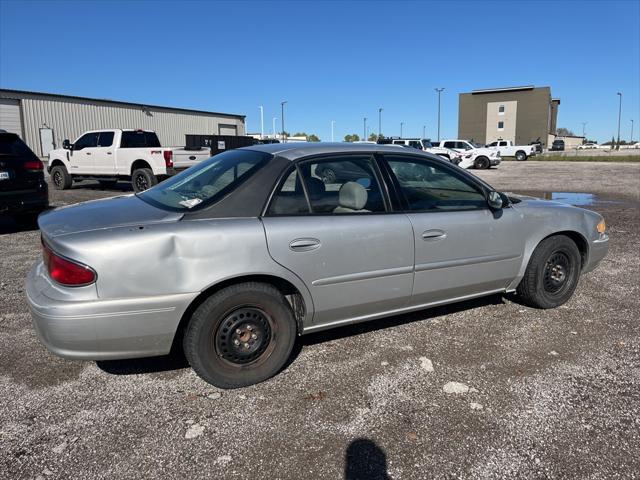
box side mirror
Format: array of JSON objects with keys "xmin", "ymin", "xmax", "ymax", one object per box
[
  {"xmin": 487, "ymin": 190, "xmax": 504, "ymax": 210},
  {"xmin": 62, "ymin": 139, "xmax": 71, "ymax": 150}
]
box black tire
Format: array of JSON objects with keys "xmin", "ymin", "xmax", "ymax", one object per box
[
  {"xmin": 319, "ymin": 168, "xmax": 337, "ymax": 184},
  {"xmin": 183, "ymin": 282, "xmax": 297, "ymax": 388},
  {"xmin": 517, "ymin": 235, "xmax": 581, "ymax": 309},
  {"xmin": 131, "ymin": 168, "xmax": 157, "ymax": 193},
  {"xmin": 50, "ymin": 165, "xmax": 72, "ymax": 190},
  {"xmin": 98, "ymin": 180, "xmax": 118, "ymax": 189},
  {"xmin": 474, "ymin": 156, "xmax": 490, "ymax": 169},
  {"xmin": 515, "ymin": 150, "xmax": 527, "ymax": 161}
]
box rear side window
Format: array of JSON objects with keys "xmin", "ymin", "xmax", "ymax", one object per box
[
  {"xmin": 0, "ymin": 134, "xmax": 38, "ymax": 158},
  {"xmin": 97, "ymin": 131, "xmax": 114, "ymax": 147},
  {"xmin": 120, "ymin": 131, "xmax": 161, "ymax": 148},
  {"xmin": 268, "ymin": 169, "xmax": 310, "ymax": 215},
  {"xmin": 443, "ymin": 141, "xmax": 455, "ymax": 149}
]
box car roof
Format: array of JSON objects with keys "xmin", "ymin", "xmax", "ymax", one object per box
[{"xmin": 240, "ymin": 142, "xmax": 435, "ymax": 161}]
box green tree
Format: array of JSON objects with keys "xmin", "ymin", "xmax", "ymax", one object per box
[
  {"xmin": 368, "ymin": 133, "xmax": 380, "ymax": 141},
  {"xmin": 307, "ymin": 134, "xmax": 320, "ymax": 142},
  {"xmin": 344, "ymin": 134, "xmax": 360, "ymax": 142}
]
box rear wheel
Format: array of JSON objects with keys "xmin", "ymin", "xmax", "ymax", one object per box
[
  {"xmin": 183, "ymin": 282, "xmax": 297, "ymax": 388},
  {"xmin": 517, "ymin": 235, "xmax": 581, "ymax": 309},
  {"xmin": 50, "ymin": 165, "xmax": 72, "ymax": 190},
  {"xmin": 474, "ymin": 156, "xmax": 490, "ymax": 169},
  {"xmin": 515, "ymin": 150, "xmax": 527, "ymax": 161},
  {"xmin": 131, "ymin": 168, "xmax": 157, "ymax": 193}
]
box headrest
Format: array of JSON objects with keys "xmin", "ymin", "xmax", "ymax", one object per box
[{"xmin": 338, "ymin": 181, "xmax": 368, "ymax": 210}]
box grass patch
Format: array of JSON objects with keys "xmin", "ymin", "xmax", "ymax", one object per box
[{"xmin": 534, "ymin": 155, "xmax": 640, "ymax": 162}]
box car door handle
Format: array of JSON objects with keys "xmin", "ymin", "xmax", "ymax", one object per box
[
  {"xmin": 189, "ymin": 156, "xmax": 196, "ymax": 160},
  {"xmin": 86, "ymin": 152, "xmax": 92, "ymax": 155},
  {"xmin": 289, "ymin": 238, "xmax": 321, "ymax": 252},
  {"xmin": 107, "ymin": 152, "xmax": 112, "ymax": 155},
  {"xmin": 422, "ymin": 229, "xmax": 446, "ymax": 240}
]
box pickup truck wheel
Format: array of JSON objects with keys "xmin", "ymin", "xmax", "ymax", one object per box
[
  {"xmin": 515, "ymin": 150, "xmax": 528, "ymax": 161},
  {"xmin": 183, "ymin": 282, "xmax": 297, "ymax": 389},
  {"xmin": 474, "ymin": 156, "xmax": 490, "ymax": 169},
  {"xmin": 50, "ymin": 165, "xmax": 72, "ymax": 190},
  {"xmin": 132, "ymin": 168, "xmax": 157, "ymax": 192},
  {"xmin": 516, "ymin": 235, "xmax": 581, "ymax": 309}
]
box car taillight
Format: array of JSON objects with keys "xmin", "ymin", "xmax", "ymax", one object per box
[
  {"xmin": 163, "ymin": 150, "xmax": 173, "ymax": 168},
  {"xmin": 24, "ymin": 159, "xmax": 43, "ymax": 170},
  {"xmin": 42, "ymin": 241, "xmax": 96, "ymax": 286}
]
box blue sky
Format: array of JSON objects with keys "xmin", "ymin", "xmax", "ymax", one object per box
[{"xmin": 1, "ymin": 0, "xmax": 639, "ymax": 143}]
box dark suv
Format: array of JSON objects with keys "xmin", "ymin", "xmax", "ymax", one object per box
[
  {"xmin": 0, "ymin": 131, "xmax": 48, "ymax": 222},
  {"xmin": 551, "ymin": 139, "xmax": 565, "ymax": 151}
]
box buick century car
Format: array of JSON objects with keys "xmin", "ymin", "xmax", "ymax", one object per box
[{"xmin": 27, "ymin": 143, "xmax": 609, "ymax": 388}]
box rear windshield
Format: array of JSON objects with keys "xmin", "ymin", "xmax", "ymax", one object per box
[
  {"xmin": 138, "ymin": 149, "xmax": 271, "ymax": 211},
  {"xmin": 0, "ymin": 134, "xmax": 38, "ymax": 158},
  {"xmin": 120, "ymin": 131, "xmax": 161, "ymax": 148}
]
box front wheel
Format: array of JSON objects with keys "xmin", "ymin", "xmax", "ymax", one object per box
[
  {"xmin": 515, "ymin": 150, "xmax": 528, "ymax": 161},
  {"xmin": 474, "ymin": 156, "xmax": 490, "ymax": 169},
  {"xmin": 183, "ymin": 282, "xmax": 297, "ymax": 388},
  {"xmin": 517, "ymin": 235, "xmax": 581, "ymax": 309},
  {"xmin": 50, "ymin": 165, "xmax": 72, "ymax": 190},
  {"xmin": 131, "ymin": 168, "xmax": 157, "ymax": 193}
]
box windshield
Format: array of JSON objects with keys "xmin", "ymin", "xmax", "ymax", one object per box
[
  {"xmin": 138, "ymin": 149, "xmax": 271, "ymax": 211},
  {"xmin": 471, "ymin": 142, "xmax": 484, "ymax": 148}
]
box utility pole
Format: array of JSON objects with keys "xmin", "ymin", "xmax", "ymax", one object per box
[
  {"xmin": 400, "ymin": 121, "xmax": 404, "ymax": 138},
  {"xmin": 631, "ymin": 119, "xmax": 634, "ymax": 143},
  {"xmin": 435, "ymin": 87, "xmax": 445, "ymax": 141},
  {"xmin": 272, "ymin": 117, "xmax": 277, "ymax": 138},
  {"xmin": 259, "ymin": 106, "xmax": 264, "ymax": 139},
  {"xmin": 281, "ymin": 101, "xmax": 288, "ymax": 143},
  {"xmin": 378, "ymin": 108, "xmax": 383, "ymax": 138},
  {"xmin": 423, "ymin": 125, "xmax": 426, "ymax": 139},
  {"xmin": 331, "ymin": 120, "xmax": 335, "ymax": 142},
  {"xmin": 363, "ymin": 117, "xmax": 367, "ymax": 141},
  {"xmin": 581, "ymin": 121, "xmax": 588, "ymax": 140},
  {"xmin": 616, "ymin": 92, "xmax": 622, "ymax": 149}
]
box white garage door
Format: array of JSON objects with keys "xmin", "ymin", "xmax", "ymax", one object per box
[
  {"xmin": 219, "ymin": 124, "xmax": 237, "ymax": 136},
  {"xmin": 0, "ymin": 98, "xmax": 22, "ymax": 136}
]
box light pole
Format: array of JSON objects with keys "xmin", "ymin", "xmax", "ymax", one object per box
[
  {"xmin": 631, "ymin": 119, "xmax": 634, "ymax": 143},
  {"xmin": 272, "ymin": 117, "xmax": 277, "ymax": 138},
  {"xmin": 616, "ymin": 92, "xmax": 622, "ymax": 149},
  {"xmin": 422, "ymin": 125, "xmax": 426, "ymax": 139},
  {"xmin": 400, "ymin": 122, "xmax": 404, "ymax": 138},
  {"xmin": 281, "ymin": 101, "xmax": 287, "ymax": 143},
  {"xmin": 378, "ymin": 108, "xmax": 383, "ymax": 138},
  {"xmin": 435, "ymin": 87, "xmax": 445, "ymax": 141},
  {"xmin": 581, "ymin": 121, "xmax": 588, "ymax": 140},
  {"xmin": 259, "ymin": 106, "xmax": 264, "ymax": 139},
  {"xmin": 331, "ymin": 120, "xmax": 335, "ymax": 142},
  {"xmin": 363, "ymin": 117, "xmax": 367, "ymax": 141}
]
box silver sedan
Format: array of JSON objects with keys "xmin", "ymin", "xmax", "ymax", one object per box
[{"xmin": 27, "ymin": 143, "xmax": 609, "ymax": 388}]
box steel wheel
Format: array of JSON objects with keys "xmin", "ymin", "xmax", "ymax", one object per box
[
  {"xmin": 214, "ymin": 307, "xmax": 273, "ymax": 365},
  {"xmin": 543, "ymin": 251, "xmax": 572, "ymax": 294}
]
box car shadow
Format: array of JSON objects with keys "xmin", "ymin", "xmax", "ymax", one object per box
[
  {"xmin": 96, "ymin": 294, "xmax": 505, "ymax": 378},
  {"xmin": 0, "ymin": 207, "xmax": 54, "ymax": 234},
  {"xmin": 68, "ymin": 181, "xmax": 133, "ymax": 192},
  {"xmin": 345, "ymin": 438, "xmax": 391, "ymax": 480}
]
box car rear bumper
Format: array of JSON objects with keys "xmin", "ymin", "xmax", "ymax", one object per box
[
  {"xmin": 583, "ymin": 234, "xmax": 609, "ymax": 274},
  {"xmin": 26, "ymin": 263, "xmax": 197, "ymax": 360},
  {"xmin": 0, "ymin": 185, "xmax": 48, "ymax": 213}
]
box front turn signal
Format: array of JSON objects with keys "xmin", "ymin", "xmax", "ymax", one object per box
[{"xmin": 597, "ymin": 219, "xmax": 606, "ymax": 234}]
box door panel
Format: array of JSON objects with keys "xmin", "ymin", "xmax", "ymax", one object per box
[
  {"xmin": 93, "ymin": 131, "xmax": 116, "ymax": 174},
  {"xmin": 262, "ymin": 214, "xmax": 414, "ymax": 325},
  {"xmin": 408, "ymin": 208, "xmax": 524, "ymax": 305}
]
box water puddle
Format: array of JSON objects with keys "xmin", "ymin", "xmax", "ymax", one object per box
[{"xmin": 544, "ymin": 192, "xmax": 596, "ymax": 206}]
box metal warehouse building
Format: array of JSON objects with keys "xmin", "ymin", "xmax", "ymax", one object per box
[
  {"xmin": 458, "ymin": 86, "xmax": 559, "ymax": 149},
  {"xmin": 0, "ymin": 89, "xmax": 246, "ymax": 158}
]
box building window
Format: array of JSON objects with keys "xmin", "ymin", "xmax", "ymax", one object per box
[
  {"xmin": 498, "ymin": 121, "xmax": 504, "ymax": 130},
  {"xmin": 498, "ymin": 105, "xmax": 505, "ymax": 114}
]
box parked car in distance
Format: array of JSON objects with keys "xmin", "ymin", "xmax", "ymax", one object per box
[
  {"xmin": 551, "ymin": 139, "xmax": 565, "ymax": 151},
  {"xmin": 529, "ymin": 140, "xmax": 543, "ymax": 154},
  {"xmin": 47, "ymin": 129, "xmax": 211, "ymax": 193},
  {"xmin": 577, "ymin": 143, "xmax": 599, "ymax": 150},
  {"xmin": 485, "ymin": 140, "xmax": 536, "ymax": 161},
  {"xmin": 0, "ymin": 130, "xmax": 48, "ymax": 222},
  {"xmin": 27, "ymin": 143, "xmax": 609, "ymax": 388},
  {"xmin": 384, "ymin": 138, "xmax": 463, "ymax": 163},
  {"xmin": 438, "ymin": 139, "xmax": 501, "ymax": 169}
]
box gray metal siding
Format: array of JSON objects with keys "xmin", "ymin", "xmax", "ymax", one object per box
[{"xmin": 0, "ymin": 91, "xmax": 245, "ymax": 157}]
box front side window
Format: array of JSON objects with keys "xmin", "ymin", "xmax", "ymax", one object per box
[
  {"xmin": 443, "ymin": 141, "xmax": 456, "ymax": 149},
  {"xmin": 97, "ymin": 131, "xmax": 114, "ymax": 147},
  {"xmin": 456, "ymin": 141, "xmax": 472, "ymax": 150},
  {"xmin": 386, "ymin": 155, "xmax": 487, "ymax": 211},
  {"xmin": 488, "ymin": 141, "xmax": 498, "ymax": 147},
  {"xmin": 74, "ymin": 132, "xmax": 99, "ymax": 150},
  {"xmin": 120, "ymin": 131, "xmax": 161, "ymax": 148},
  {"xmin": 498, "ymin": 141, "xmax": 508, "ymax": 146},
  {"xmin": 138, "ymin": 149, "xmax": 270, "ymax": 211},
  {"xmin": 267, "ymin": 156, "xmax": 386, "ymax": 215},
  {"xmin": 409, "ymin": 141, "xmax": 422, "ymax": 149}
]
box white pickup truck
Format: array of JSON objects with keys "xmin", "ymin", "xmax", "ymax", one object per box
[
  {"xmin": 485, "ymin": 140, "xmax": 536, "ymax": 161},
  {"xmin": 47, "ymin": 129, "xmax": 211, "ymax": 192},
  {"xmin": 434, "ymin": 139, "xmax": 501, "ymax": 169},
  {"xmin": 386, "ymin": 138, "xmax": 464, "ymax": 163}
]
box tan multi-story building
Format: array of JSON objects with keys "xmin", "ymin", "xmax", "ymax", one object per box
[{"xmin": 458, "ymin": 86, "xmax": 559, "ymax": 148}]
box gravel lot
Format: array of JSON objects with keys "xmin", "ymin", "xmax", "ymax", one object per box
[{"xmin": 1, "ymin": 161, "xmax": 639, "ymax": 479}]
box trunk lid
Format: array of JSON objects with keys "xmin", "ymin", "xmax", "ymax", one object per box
[
  {"xmin": 171, "ymin": 147, "xmax": 211, "ymax": 169},
  {"xmin": 39, "ymin": 194, "xmax": 183, "ymax": 238}
]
